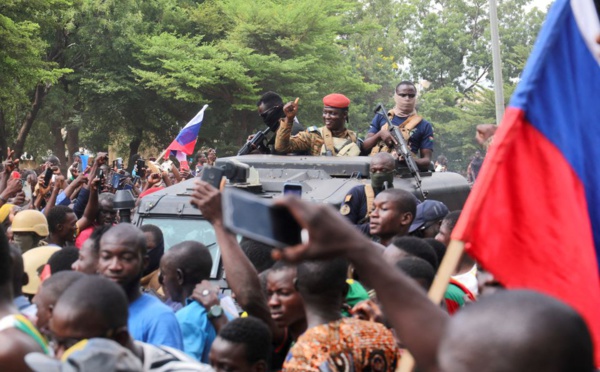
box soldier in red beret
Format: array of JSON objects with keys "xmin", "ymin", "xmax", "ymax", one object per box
[{"xmin": 274, "ymin": 94, "xmax": 361, "ymax": 156}]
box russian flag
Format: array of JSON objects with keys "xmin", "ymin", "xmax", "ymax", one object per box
[
  {"xmin": 452, "ymin": 0, "xmax": 600, "ymax": 363},
  {"xmin": 164, "ymin": 104, "xmax": 209, "ymax": 168}
]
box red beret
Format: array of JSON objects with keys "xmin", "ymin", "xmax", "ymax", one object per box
[{"xmin": 323, "ymin": 93, "xmax": 350, "ymax": 109}]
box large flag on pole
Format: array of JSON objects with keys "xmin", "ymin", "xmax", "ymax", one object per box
[
  {"xmin": 164, "ymin": 105, "xmax": 209, "ymax": 168},
  {"xmin": 452, "ymin": 0, "xmax": 600, "ymax": 364}
]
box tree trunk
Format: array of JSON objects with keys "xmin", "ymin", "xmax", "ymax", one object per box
[
  {"xmin": 66, "ymin": 127, "xmax": 79, "ymax": 165},
  {"xmin": 0, "ymin": 109, "xmax": 7, "ymax": 162},
  {"xmin": 13, "ymin": 84, "xmax": 50, "ymax": 159},
  {"xmin": 127, "ymin": 136, "xmax": 142, "ymax": 172},
  {"xmin": 234, "ymin": 110, "xmax": 250, "ymax": 146},
  {"xmin": 50, "ymin": 120, "xmax": 68, "ymax": 174}
]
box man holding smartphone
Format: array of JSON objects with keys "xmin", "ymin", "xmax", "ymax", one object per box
[{"xmin": 275, "ymin": 94, "xmax": 361, "ymax": 156}]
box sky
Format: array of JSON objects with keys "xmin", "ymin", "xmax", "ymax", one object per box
[{"xmin": 530, "ymin": 0, "xmax": 553, "ymax": 11}]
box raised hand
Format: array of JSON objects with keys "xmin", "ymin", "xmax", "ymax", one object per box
[
  {"xmin": 271, "ymin": 196, "xmax": 372, "ymax": 263},
  {"xmin": 190, "ymin": 180, "xmax": 222, "ymax": 224}
]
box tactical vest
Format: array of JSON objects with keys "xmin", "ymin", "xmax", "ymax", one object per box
[
  {"xmin": 308, "ymin": 127, "xmax": 361, "ymax": 156},
  {"xmin": 370, "ymin": 111, "xmax": 422, "ymax": 155}
]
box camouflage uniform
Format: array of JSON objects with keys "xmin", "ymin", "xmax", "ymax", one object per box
[{"xmin": 275, "ymin": 119, "xmax": 360, "ymax": 156}]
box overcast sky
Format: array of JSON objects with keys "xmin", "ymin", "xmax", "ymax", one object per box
[{"xmin": 530, "ymin": 0, "xmax": 553, "ymax": 11}]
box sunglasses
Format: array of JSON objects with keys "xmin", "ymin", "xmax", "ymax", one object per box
[
  {"xmin": 259, "ymin": 105, "xmax": 282, "ymax": 119},
  {"xmin": 396, "ymin": 93, "xmax": 416, "ymax": 98}
]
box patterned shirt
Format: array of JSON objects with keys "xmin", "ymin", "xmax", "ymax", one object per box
[
  {"xmin": 283, "ymin": 318, "xmax": 399, "ymax": 371},
  {"xmin": 275, "ymin": 120, "xmax": 359, "ymax": 156}
]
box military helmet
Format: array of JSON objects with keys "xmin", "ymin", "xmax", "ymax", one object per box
[{"xmin": 11, "ymin": 210, "xmax": 49, "ymax": 237}]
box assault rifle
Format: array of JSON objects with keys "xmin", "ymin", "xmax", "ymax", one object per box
[
  {"xmin": 237, "ymin": 127, "xmax": 271, "ymax": 156},
  {"xmin": 374, "ymin": 103, "xmax": 427, "ymax": 199}
]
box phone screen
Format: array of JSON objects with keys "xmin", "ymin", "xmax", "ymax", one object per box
[
  {"xmin": 222, "ymin": 188, "xmax": 302, "ymax": 248},
  {"xmin": 283, "ymin": 183, "xmax": 302, "ymax": 197},
  {"xmin": 43, "ymin": 168, "xmax": 53, "ymax": 187},
  {"xmin": 111, "ymin": 173, "xmax": 122, "ymax": 189},
  {"xmin": 136, "ymin": 159, "xmax": 145, "ymax": 174}
]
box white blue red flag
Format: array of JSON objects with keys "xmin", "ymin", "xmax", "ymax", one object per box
[
  {"xmin": 164, "ymin": 104, "xmax": 209, "ymax": 168},
  {"xmin": 452, "ymin": 0, "xmax": 600, "ymax": 363}
]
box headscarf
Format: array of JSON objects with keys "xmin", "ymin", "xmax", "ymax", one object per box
[{"xmin": 392, "ymin": 93, "xmax": 417, "ymax": 118}]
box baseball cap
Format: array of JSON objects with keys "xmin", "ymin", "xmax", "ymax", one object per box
[
  {"xmin": 409, "ymin": 200, "xmax": 449, "ymax": 233},
  {"xmin": 25, "ymin": 338, "xmax": 142, "ymax": 372}
]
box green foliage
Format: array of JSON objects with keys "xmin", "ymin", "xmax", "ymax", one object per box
[
  {"xmin": 0, "ymin": 0, "xmax": 74, "ymax": 157},
  {"xmin": 3, "ymin": 0, "xmax": 545, "ymax": 166}
]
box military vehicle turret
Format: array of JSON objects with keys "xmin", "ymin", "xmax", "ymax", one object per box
[{"xmin": 132, "ymin": 155, "xmax": 470, "ymax": 287}]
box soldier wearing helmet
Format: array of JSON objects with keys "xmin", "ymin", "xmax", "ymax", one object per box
[{"xmin": 11, "ymin": 210, "xmax": 49, "ymax": 253}]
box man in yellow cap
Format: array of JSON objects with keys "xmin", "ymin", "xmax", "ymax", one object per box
[{"xmin": 274, "ymin": 94, "xmax": 361, "ymax": 156}]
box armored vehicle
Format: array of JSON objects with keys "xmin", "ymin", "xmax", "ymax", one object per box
[{"xmin": 132, "ymin": 155, "xmax": 470, "ymax": 286}]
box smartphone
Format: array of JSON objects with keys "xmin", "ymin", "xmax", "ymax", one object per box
[
  {"xmin": 43, "ymin": 168, "xmax": 53, "ymax": 187},
  {"xmin": 283, "ymin": 182, "xmax": 302, "ymax": 197},
  {"xmin": 136, "ymin": 159, "xmax": 145, "ymax": 174},
  {"xmin": 222, "ymin": 188, "xmax": 302, "ymax": 248},
  {"xmin": 23, "ymin": 180, "xmax": 32, "ymax": 202},
  {"xmin": 111, "ymin": 173, "xmax": 122, "ymax": 189},
  {"xmin": 201, "ymin": 166, "xmax": 224, "ymax": 189}
]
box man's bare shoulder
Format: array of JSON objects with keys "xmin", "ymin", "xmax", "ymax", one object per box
[{"xmin": 0, "ymin": 328, "xmax": 44, "ymax": 371}]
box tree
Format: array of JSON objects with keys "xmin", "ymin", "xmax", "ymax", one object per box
[
  {"xmin": 404, "ymin": 0, "xmax": 545, "ymax": 172},
  {"xmin": 132, "ymin": 0, "xmax": 379, "ymax": 153},
  {"xmin": 0, "ymin": 0, "xmax": 73, "ymax": 159}
]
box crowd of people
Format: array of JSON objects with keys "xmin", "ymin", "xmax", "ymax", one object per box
[{"xmin": 0, "ymin": 83, "xmax": 593, "ymax": 372}]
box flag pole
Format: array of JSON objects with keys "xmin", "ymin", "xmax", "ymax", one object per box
[
  {"xmin": 156, "ymin": 149, "xmax": 168, "ymax": 164},
  {"xmin": 397, "ymin": 239, "xmax": 466, "ymax": 372}
]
